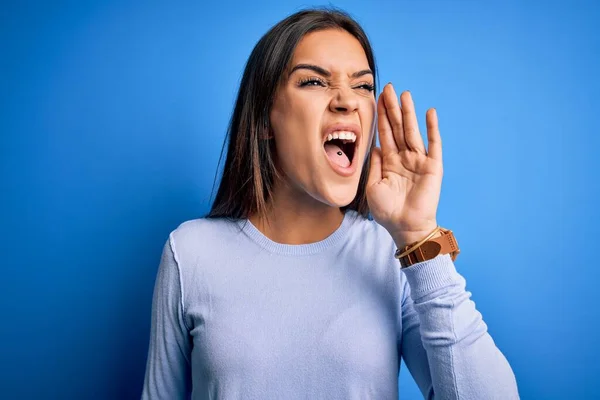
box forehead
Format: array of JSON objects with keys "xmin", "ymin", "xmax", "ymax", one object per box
[{"xmin": 291, "ymin": 29, "xmax": 370, "ymax": 72}]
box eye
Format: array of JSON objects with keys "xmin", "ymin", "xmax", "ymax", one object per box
[
  {"xmin": 298, "ymin": 77, "xmax": 327, "ymax": 87},
  {"xmin": 355, "ymin": 82, "xmax": 375, "ymax": 92}
]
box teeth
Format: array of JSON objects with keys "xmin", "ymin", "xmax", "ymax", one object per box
[{"xmin": 325, "ymin": 131, "xmax": 357, "ymax": 143}]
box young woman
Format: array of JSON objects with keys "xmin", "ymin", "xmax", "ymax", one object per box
[{"xmin": 142, "ymin": 9, "xmax": 519, "ymax": 400}]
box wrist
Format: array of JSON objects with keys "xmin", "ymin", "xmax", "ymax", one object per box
[{"xmin": 392, "ymin": 226, "xmax": 442, "ymax": 249}]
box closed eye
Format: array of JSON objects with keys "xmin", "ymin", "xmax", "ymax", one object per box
[
  {"xmin": 298, "ymin": 77, "xmax": 326, "ymax": 87},
  {"xmin": 354, "ymin": 83, "xmax": 375, "ymax": 92},
  {"xmin": 298, "ymin": 77, "xmax": 374, "ymax": 92}
]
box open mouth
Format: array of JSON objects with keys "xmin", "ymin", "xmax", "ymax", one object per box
[{"xmin": 323, "ymin": 132, "xmax": 357, "ymax": 168}]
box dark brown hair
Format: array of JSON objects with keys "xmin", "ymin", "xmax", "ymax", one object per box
[{"xmin": 207, "ymin": 8, "xmax": 377, "ymax": 220}]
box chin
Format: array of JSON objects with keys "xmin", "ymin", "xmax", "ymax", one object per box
[{"xmin": 315, "ymin": 181, "xmax": 360, "ymax": 208}]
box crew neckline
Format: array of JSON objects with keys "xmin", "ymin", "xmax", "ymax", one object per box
[{"xmin": 238, "ymin": 210, "xmax": 360, "ymax": 256}]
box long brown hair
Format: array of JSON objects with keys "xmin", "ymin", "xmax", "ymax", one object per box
[{"xmin": 207, "ymin": 8, "xmax": 378, "ymax": 220}]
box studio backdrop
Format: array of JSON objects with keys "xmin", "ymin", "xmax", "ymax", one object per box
[{"xmin": 1, "ymin": 1, "xmax": 598, "ymax": 398}]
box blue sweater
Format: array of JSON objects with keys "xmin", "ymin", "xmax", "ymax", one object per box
[{"xmin": 141, "ymin": 210, "xmax": 519, "ymax": 399}]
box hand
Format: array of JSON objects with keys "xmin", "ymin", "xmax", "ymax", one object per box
[{"xmin": 366, "ymin": 84, "xmax": 444, "ymax": 248}]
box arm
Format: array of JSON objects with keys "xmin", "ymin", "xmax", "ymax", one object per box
[
  {"xmin": 399, "ymin": 254, "xmax": 519, "ymax": 399},
  {"xmin": 141, "ymin": 235, "xmax": 192, "ymax": 399}
]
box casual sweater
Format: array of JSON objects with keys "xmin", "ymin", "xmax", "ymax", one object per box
[{"xmin": 141, "ymin": 210, "xmax": 519, "ymax": 399}]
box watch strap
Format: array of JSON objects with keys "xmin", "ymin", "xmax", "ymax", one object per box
[{"xmin": 398, "ymin": 229, "xmax": 460, "ymax": 268}]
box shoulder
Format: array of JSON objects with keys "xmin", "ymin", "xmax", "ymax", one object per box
[
  {"xmin": 345, "ymin": 211, "xmax": 397, "ymax": 255},
  {"xmin": 170, "ymin": 216, "xmax": 236, "ymax": 243},
  {"xmin": 167, "ymin": 216, "xmax": 242, "ymax": 268},
  {"xmin": 346, "ymin": 211, "xmax": 403, "ymax": 276}
]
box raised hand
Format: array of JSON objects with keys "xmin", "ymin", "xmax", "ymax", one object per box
[{"xmin": 366, "ymin": 83, "xmax": 444, "ymax": 248}]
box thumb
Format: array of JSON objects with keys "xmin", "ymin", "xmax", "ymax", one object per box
[{"xmin": 366, "ymin": 146, "xmax": 383, "ymax": 188}]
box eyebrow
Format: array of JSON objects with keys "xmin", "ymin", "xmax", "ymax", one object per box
[{"xmin": 289, "ymin": 63, "xmax": 373, "ymax": 79}]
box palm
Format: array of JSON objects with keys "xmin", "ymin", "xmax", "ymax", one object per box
[{"xmin": 366, "ymin": 85, "xmax": 444, "ymax": 240}]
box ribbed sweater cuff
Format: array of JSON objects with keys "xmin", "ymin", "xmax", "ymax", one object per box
[{"xmin": 400, "ymin": 254, "xmax": 461, "ymax": 300}]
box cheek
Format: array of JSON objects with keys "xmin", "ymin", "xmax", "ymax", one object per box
[
  {"xmin": 363, "ymin": 98, "xmax": 377, "ymax": 127},
  {"xmin": 272, "ymin": 97, "xmax": 323, "ymax": 158},
  {"xmin": 360, "ymin": 100, "xmax": 377, "ymax": 152},
  {"xmin": 274, "ymin": 130, "xmax": 318, "ymax": 178},
  {"xmin": 270, "ymin": 113, "xmax": 316, "ymax": 182}
]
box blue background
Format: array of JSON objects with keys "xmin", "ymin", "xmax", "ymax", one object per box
[{"xmin": 1, "ymin": 1, "xmax": 598, "ymax": 398}]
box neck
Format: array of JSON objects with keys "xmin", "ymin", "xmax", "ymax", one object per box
[{"xmin": 248, "ymin": 180, "xmax": 345, "ymax": 245}]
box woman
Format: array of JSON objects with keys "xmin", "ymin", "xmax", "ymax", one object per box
[{"xmin": 142, "ymin": 8, "xmax": 519, "ymax": 400}]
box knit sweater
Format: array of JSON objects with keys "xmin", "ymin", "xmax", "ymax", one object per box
[{"xmin": 141, "ymin": 210, "xmax": 519, "ymax": 399}]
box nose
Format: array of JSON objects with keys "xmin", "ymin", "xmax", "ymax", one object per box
[{"xmin": 329, "ymin": 86, "xmax": 359, "ymax": 114}]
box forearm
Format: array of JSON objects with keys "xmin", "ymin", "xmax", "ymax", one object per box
[{"xmin": 402, "ymin": 254, "xmax": 519, "ymax": 399}]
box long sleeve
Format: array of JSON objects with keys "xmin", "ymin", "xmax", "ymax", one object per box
[
  {"xmin": 399, "ymin": 254, "xmax": 519, "ymax": 399},
  {"xmin": 141, "ymin": 235, "xmax": 192, "ymax": 399}
]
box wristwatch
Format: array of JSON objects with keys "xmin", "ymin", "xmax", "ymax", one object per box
[{"xmin": 396, "ymin": 228, "xmax": 460, "ymax": 269}]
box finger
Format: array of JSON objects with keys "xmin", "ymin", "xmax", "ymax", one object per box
[
  {"xmin": 400, "ymin": 91, "xmax": 427, "ymax": 154},
  {"xmin": 367, "ymin": 146, "xmax": 383, "ymax": 187},
  {"xmin": 426, "ymin": 108, "xmax": 443, "ymax": 162},
  {"xmin": 377, "ymin": 86, "xmax": 399, "ymax": 155},
  {"xmin": 383, "ymin": 84, "xmax": 408, "ymax": 153}
]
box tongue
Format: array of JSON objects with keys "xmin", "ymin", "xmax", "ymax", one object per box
[{"xmin": 324, "ymin": 143, "xmax": 350, "ymax": 167}]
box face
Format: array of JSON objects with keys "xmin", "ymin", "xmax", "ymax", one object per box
[{"xmin": 269, "ymin": 28, "xmax": 377, "ymax": 208}]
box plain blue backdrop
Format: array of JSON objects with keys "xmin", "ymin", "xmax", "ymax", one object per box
[{"xmin": 1, "ymin": 0, "xmax": 598, "ymax": 398}]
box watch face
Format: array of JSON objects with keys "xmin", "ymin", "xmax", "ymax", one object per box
[{"xmin": 421, "ymin": 241, "xmax": 442, "ymax": 260}]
